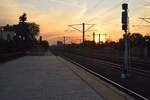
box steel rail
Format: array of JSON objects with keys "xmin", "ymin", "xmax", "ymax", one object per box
[{"xmin": 62, "ymin": 56, "xmax": 149, "ymax": 100}]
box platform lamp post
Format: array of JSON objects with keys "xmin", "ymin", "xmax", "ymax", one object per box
[{"xmin": 121, "ymin": 3, "xmax": 129, "ymax": 79}]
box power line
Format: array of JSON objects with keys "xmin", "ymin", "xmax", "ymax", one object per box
[
  {"xmin": 68, "ymin": 23, "xmax": 95, "ymax": 44},
  {"xmin": 88, "ymin": 1, "xmax": 123, "ymax": 23},
  {"xmin": 139, "ymin": 17, "xmax": 150, "ymax": 23}
]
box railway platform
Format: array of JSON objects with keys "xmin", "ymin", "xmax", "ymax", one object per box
[{"xmin": 0, "ymin": 52, "xmax": 135, "ymax": 100}]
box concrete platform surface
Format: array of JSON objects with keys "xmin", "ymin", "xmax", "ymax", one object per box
[{"xmin": 0, "ymin": 54, "xmax": 103, "ymax": 100}]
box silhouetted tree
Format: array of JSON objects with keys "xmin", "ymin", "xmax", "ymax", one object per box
[
  {"xmin": 144, "ymin": 35, "xmax": 150, "ymax": 47},
  {"xmin": 41, "ymin": 40, "xmax": 49, "ymax": 51},
  {"xmin": 19, "ymin": 13, "xmax": 27, "ymax": 23},
  {"xmin": 129, "ymin": 33, "xmax": 144, "ymax": 47},
  {"xmin": 13, "ymin": 13, "xmax": 40, "ymax": 51},
  {"xmin": 0, "ymin": 13, "xmax": 41, "ymax": 53},
  {"xmin": 28, "ymin": 22, "xmax": 40, "ymax": 40},
  {"xmin": 3, "ymin": 24, "xmax": 14, "ymax": 31},
  {"xmin": 117, "ymin": 38, "xmax": 124, "ymax": 50}
]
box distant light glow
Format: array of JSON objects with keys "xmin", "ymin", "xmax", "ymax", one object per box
[
  {"xmin": 95, "ymin": 35, "xmax": 99, "ymax": 43},
  {"xmin": 95, "ymin": 34, "xmax": 106, "ymax": 43}
]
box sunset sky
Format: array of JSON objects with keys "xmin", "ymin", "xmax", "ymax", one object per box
[{"xmin": 0, "ymin": 0, "xmax": 150, "ymax": 44}]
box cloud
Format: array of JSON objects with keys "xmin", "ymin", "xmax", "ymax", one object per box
[{"xmin": 0, "ymin": 0, "xmax": 149, "ymax": 44}]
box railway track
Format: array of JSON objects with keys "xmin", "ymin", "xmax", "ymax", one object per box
[
  {"xmin": 73, "ymin": 53, "xmax": 150, "ymax": 72},
  {"xmin": 51, "ymin": 51, "xmax": 150, "ymax": 99},
  {"xmin": 100, "ymin": 56, "xmax": 150, "ymax": 72},
  {"xmin": 63, "ymin": 56, "xmax": 149, "ymax": 100},
  {"xmin": 90, "ymin": 58, "xmax": 150, "ymax": 78},
  {"xmin": 55, "ymin": 51, "xmax": 150, "ymax": 78}
]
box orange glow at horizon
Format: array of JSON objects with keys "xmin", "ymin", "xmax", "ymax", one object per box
[
  {"xmin": 95, "ymin": 35, "xmax": 99, "ymax": 43},
  {"xmin": 0, "ymin": 0, "xmax": 149, "ymax": 44},
  {"xmin": 94, "ymin": 34, "xmax": 106, "ymax": 43}
]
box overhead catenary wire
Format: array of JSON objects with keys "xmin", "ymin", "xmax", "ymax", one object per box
[
  {"xmin": 64, "ymin": 0, "xmax": 149, "ymax": 44},
  {"xmin": 88, "ymin": 1, "xmax": 123, "ymax": 23}
]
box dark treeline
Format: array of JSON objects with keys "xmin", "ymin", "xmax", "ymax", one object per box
[
  {"xmin": 52, "ymin": 32, "xmax": 150, "ymax": 59},
  {"xmin": 105, "ymin": 33, "xmax": 150, "ymax": 58},
  {"xmin": 0, "ymin": 13, "xmax": 49, "ymax": 53},
  {"xmin": 114, "ymin": 33, "xmax": 150, "ymax": 50}
]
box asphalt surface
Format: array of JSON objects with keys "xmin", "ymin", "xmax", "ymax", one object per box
[{"xmin": 0, "ymin": 53, "xmax": 103, "ymax": 100}]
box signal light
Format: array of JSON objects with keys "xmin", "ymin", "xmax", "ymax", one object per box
[
  {"xmin": 121, "ymin": 3, "xmax": 128, "ymax": 31},
  {"xmin": 122, "ymin": 3, "xmax": 128, "ymax": 10},
  {"xmin": 122, "ymin": 11, "xmax": 128, "ymax": 25},
  {"xmin": 122, "ymin": 24, "xmax": 127, "ymax": 30}
]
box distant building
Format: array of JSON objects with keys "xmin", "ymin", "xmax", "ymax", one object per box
[
  {"xmin": 0, "ymin": 31, "xmax": 16, "ymax": 41},
  {"xmin": 0, "ymin": 26, "xmax": 16, "ymax": 41},
  {"xmin": 57, "ymin": 41, "xmax": 63, "ymax": 46}
]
